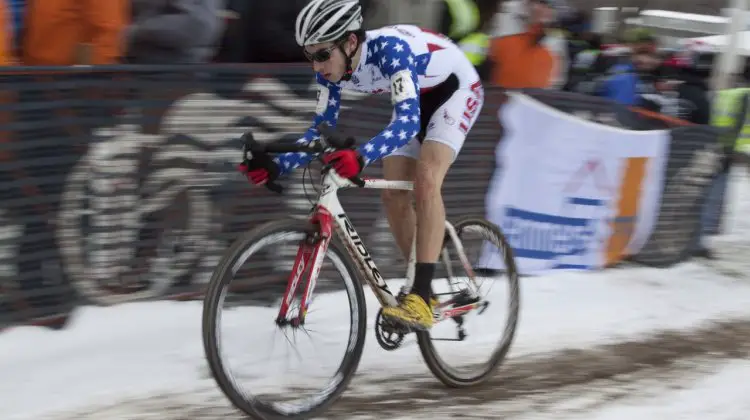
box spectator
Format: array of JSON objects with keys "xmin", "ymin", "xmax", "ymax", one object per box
[
  {"xmin": 213, "ymin": 0, "xmax": 251, "ymax": 63},
  {"xmin": 0, "ymin": 0, "xmax": 15, "ymax": 64},
  {"xmin": 596, "ymin": 30, "xmax": 660, "ymax": 107},
  {"xmin": 458, "ymin": 0, "xmax": 500, "ymax": 82},
  {"xmin": 438, "ymin": 0, "xmax": 480, "ymax": 43},
  {"xmin": 124, "ymin": 0, "xmax": 224, "ymax": 64},
  {"xmin": 21, "ymin": 0, "xmax": 128, "ymax": 65},
  {"xmin": 215, "ymin": 0, "xmax": 366, "ymax": 64},
  {"xmin": 487, "ymin": 0, "xmax": 559, "ymax": 89},
  {"xmin": 563, "ymin": 33, "xmax": 603, "ymax": 93}
]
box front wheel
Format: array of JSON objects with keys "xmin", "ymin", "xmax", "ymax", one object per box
[
  {"xmin": 417, "ymin": 217, "xmax": 520, "ymax": 388},
  {"xmin": 202, "ymin": 218, "xmax": 368, "ymax": 419}
]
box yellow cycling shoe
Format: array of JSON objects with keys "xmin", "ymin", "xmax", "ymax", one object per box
[{"xmin": 381, "ymin": 293, "xmax": 434, "ymax": 330}]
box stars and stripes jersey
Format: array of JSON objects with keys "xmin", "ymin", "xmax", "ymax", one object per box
[{"xmin": 273, "ymin": 24, "xmax": 479, "ymax": 175}]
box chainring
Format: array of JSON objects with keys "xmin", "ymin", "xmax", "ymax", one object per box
[{"xmin": 374, "ymin": 308, "xmax": 409, "ymax": 351}]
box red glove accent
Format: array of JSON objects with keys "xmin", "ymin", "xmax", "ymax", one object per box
[
  {"xmin": 322, "ymin": 150, "xmax": 363, "ymax": 178},
  {"xmin": 238, "ymin": 163, "xmax": 270, "ymax": 185}
]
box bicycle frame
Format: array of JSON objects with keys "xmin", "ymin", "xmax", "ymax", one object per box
[{"xmin": 276, "ymin": 169, "xmax": 482, "ymax": 324}]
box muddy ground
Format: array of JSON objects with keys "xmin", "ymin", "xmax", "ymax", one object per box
[{"xmin": 51, "ymin": 317, "xmax": 750, "ymax": 419}]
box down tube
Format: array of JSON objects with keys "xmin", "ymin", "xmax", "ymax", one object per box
[{"xmin": 333, "ymin": 211, "xmax": 398, "ymax": 307}]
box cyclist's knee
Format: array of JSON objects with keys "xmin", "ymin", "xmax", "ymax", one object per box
[{"xmin": 414, "ymin": 162, "xmax": 440, "ymax": 202}]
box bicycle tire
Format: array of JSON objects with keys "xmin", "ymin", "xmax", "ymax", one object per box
[
  {"xmin": 202, "ymin": 218, "xmax": 368, "ymax": 419},
  {"xmin": 416, "ymin": 216, "xmax": 520, "ymax": 388}
]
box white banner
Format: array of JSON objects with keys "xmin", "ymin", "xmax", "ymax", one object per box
[{"xmin": 479, "ymin": 93, "xmax": 670, "ymax": 275}]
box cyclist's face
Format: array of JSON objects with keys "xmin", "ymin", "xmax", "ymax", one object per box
[{"xmin": 305, "ymin": 42, "xmax": 346, "ymax": 82}]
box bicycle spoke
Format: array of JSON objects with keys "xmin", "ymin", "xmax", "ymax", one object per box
[
  {"xmin": 203, "ymin": 219, "xmax": 368, "ymax": 418},
  {"xmin": 416, "ymin": 218, "xmax": 520, "ymax": 388}
]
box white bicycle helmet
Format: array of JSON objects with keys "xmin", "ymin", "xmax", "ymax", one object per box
[{"xmin": 295, "ymin": 0, "xmax": 363, "ymax": 46}]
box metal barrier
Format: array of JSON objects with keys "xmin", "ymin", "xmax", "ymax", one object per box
[{"xmin": 0, "ymin": 66, "xmax": 721, "ymax": 330}]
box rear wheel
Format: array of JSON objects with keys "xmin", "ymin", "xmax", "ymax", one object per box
[
  {"xmin": 202, "ymin": 218, "xmax": 368, "ymax": 419},
  {"xmin": 417, "ymin": 217, "xmax": 520, "ymax": 387}
]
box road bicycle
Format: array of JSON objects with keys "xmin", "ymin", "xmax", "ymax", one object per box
[{"xmin": 201, "ymin": 124, "xmax": 520, "ymax": 419}]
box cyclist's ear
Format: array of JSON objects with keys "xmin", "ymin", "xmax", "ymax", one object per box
[{"xmin": 344, "ymin": 32, "xmax": 358, "ymax": 55}]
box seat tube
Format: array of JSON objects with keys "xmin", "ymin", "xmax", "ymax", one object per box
[{"xmin": 402, "ymin": 234, "xmax": 417, "ymax": 294}]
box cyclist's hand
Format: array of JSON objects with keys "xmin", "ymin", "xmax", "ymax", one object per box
[
  {"xmin": 322, "ymin": 150, "xmax": 364, "ymax": 178},
  {"xmin": 238, "ymin": 153, "xmax": 280, "ymax": 185}
]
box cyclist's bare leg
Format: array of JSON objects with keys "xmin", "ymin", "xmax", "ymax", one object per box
[
  {"xmin": 381, "ymin": 155, "xmax": 417, "ymax": 261},
  {"xmin": 410, "ymin": 140, "xmax": 454, "ymax": 301},
  {"xmin": 381, "ymin": 140, "xmax": 454, "ymax": 329},
  {"xmin": 414, "ymin": 140, "xmax": 454, "ymax": 263}
]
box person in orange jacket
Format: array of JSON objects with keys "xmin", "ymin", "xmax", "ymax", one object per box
[
  {"xmin": 20, "ymin": 0, "xmax": 129, "ymax": 65},
  {"xmin": 0, "ymin": 1, "xmax": 16, "ymax": 64},
  {"xmin": 488, "ymin": 0, "xmax": 560, "ymax": 89}
]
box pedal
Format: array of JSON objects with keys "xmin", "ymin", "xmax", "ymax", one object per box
[{"xmin": 453, "ymin": 292, "xmax": 480, "ymax": 307}]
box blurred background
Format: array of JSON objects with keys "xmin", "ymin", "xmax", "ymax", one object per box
[{"xmin": 3, "ymin": 1, "xmax": 750, "ymax": 419}]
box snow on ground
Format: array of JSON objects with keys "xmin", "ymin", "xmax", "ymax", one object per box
[
  {"xmin": 0, "ymin": 169, "xmax": 749, "ymax": 419},
  {"xmin": 2, "ymin": 261, "xmax": 750, "ymax": 420},
  {"xmin": 583, "ymin": 359, "xmax": 750, "ymax": 420}
]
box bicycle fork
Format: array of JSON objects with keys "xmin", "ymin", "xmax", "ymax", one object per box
[{"xmin": 275, "ymin": 210, "xmax": 333, "ymax": 327}]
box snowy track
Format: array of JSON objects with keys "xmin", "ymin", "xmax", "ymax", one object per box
[
  {"xmin": 3, "ymin": 171, "xmax": 750, "ymax": 419},
  {"xmin": 23, "ymin": 316, "xmax": 750, "ymax": 419},
  {"xmin": 3, "ymin": 262, "xmax": 750, "ymax": 420}
]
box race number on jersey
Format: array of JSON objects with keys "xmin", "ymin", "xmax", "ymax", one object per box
[{"xmin": 391, "ymin": 69, "xmax": 417, "ymax": 104}]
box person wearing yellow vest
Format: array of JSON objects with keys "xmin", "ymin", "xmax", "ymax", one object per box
[
  {"xmin": 457, "ymin": 0, "xmax": 498, "ymax": 80},
  {"xmin": 714, "ymin": 88, "xmax": 750, "ymax": 157},
  {"xmin": 459, "ymin": 32, "xmax": 488, "ymax": 67},
  {"xmin": 438, "ymin": 0, "xmax": 480, "ymax": 42},
  {"xmin": 692, "ymin": 88, "xmax": 749, "ymax": 259}
]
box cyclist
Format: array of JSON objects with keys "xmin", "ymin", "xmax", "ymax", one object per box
[{"xmin": 239, "ymin": 0, "xmax": 484, "ymax": 330}]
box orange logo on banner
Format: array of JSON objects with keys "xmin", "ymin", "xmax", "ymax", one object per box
[{"xmin": 605, "ymin": 157, "xmax": 648, "ymax": 266}]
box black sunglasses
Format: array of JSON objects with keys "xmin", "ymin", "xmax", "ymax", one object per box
[{"xmin": 303, "ymin": 42, "xmax": 341, "ymax": 63}]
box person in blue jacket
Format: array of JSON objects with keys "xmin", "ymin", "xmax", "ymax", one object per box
[
  {"xmin": 598, "ymin": 62, "xmax": 640, "ymax": 105},
  {"xmin": 597, "ymin": 29, "xmax": 661, "ymax": 106}
]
